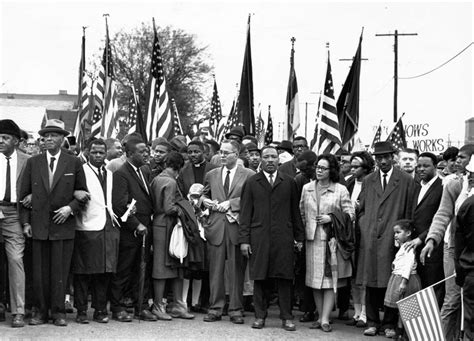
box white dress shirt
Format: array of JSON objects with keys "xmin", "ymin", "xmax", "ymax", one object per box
[
  {"xmin": 221, "ymin": 165, "xmax": 238, "ymax": 188},
  {"xmin": 0, "ymin": 150, "xmax": 18, "ymax": 202},
  {"xmin": 263, "ymin": 170, "xmax": 277, "ymax": 185},
  {"xmin": 380, "ymin": 167, "xmax": 394, "ymax": 189},
  {"xmin": 417, "ymin": 175, "xmax": 438, "ymax": 205},
  {"xmin": 46, "ymin": 150, "xmax": 62, "ymax": 175}
]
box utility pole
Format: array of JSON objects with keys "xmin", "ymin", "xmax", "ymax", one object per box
[{"xmin": 376, "ymin": 30, "xmax": 417, "ymax": 122}]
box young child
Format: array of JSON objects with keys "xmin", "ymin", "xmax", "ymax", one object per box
[{"xmin": 383, "ymin": 219, "xmax": 422, "ymax": 340}]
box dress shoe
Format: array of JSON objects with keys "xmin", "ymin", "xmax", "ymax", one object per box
[
  {"xmin": 75, "ymin": 312, "xmax": 89, "ymax": 324},
  {"xmin": 282, "ymin": 319, "xmax": 296, "ymax": 331},
  {"xmin": 112, "ymin": 310, "xmax": 133, "ymax": 322},
  {"xmin": 12, "ymin": 314, "xmax": 25, "ymax": 328},
  {"xmin": 151, "ymin": 303, "xmax": 172, "ymax": 321},
  {"xmin": 309, "ymin": 320, "xmax": 322, "ymax": 329},
  {"xmin": 251, "ymin": 318, "xmax": 265, "ymax": 329},
  {"xmin": 230, "ymin": 315, "xmax": 244, "ymax": 324},
  {"xmin": 169, "ymin": 302, "xmax": 194, "ymax": 319},
  {"xmin": 364, "ymin": 326, "xmax": 378, "ymax": 336},
  {"xmin": 321, "ymin": 323, "xmax": 332, "ymax": 332},
  {"xmin": 29, "ymin": 313, "xmax": 47, "ymax": 326},
  {"xmin": 135, "ymin": 309, "xmax": 157, "ymax": 321},
  {"xmin": 346, "ymin": 317, "xmax": 358, "ymax": 326},
  {"xmin": 64, "ymin": 301, "xmax": 74, "ymax": 314},
  {"xmin": 356, "ymin": 319, "xmax": 368, "ymax": 328},
  {"xmin": 54, "ymin": 318, "xmax": 68, "ymax": 327},
  {"xmin": 93, "ymin": 311, "xmax": 109, "ymax": 323},
  {"xmin": 203, "ymin": 313, "xmax": 221, "ymax": 322},
  {"xmin": 299, "ymin": 311, "xmax": 315, "ymax": 323}
]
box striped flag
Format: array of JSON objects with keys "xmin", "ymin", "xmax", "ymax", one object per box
[
  {"xmin": 99, "ymin": 18, "xmax": 118, "ymax": 138},
  {"xmin": 370, "ymin": 123, "xmax": 382, "ymax": 149},
  {"xmin": 255, "ymin": 104, "xmax": 265, "ymax": 147},
  {"xmin": 286, "ymin": 38, "xmax": 300, "ymax": 140},
  {"xmin": 397, "ymin": 287, "xmax": 445, "ymax": 341},
  {"xmin": 310, "ymin": 92, "xmax": 322, "ymax": 151},
  {"xmin": 128, "ymin": 85, "xmax": 147, "ymax": 140},
  {"xmin": 90, "ymin": 105, "xmax": 102, "ymax": 138},
  {"xmin": 387, "ymin": 116, "xmax": 407, "ymax": 151},
  {"xmin": 264, "ymin": 105, "xmax": 273, "ymax": 145},
  {"xmin": 209, "ymin": 79, "xmax": 222, "ymax": 139},
  {"xmin": 73, "ymin": 30, "xmax": 90, "ymax": 149},
  {"xmin": 318, "ymin": 52, "xmax": 342, "ymax": 155},
  {"xmin": 171, "ymin": 98, "xmax": 183, "ymax": 136},
  {"xmin": 222, "ymin": 98, "xmax": 238, "ymax": 142},
  {"xmin": 145, "ymin": 19, "xmax": 172, "ymax": 142}
]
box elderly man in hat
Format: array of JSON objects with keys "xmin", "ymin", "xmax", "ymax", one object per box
[
  {"xmin": 20, "ymin": 119, "xmax": 88, "ymax": 327},
  {"xmin": 355, "ymin": 141, "xmax": 415, "ymax": 337},
  {"xmin": 0, "ymin": 119, "xmax": 30, "ymax": 327}
]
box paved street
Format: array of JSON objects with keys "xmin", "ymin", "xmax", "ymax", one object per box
[{"xmin": 0, "ymin": 308, "xmax": 386, "ymax": 340}]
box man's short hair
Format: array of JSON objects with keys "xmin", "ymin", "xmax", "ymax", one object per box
[
  {"xmin": 459, "ymin": 144, "xmax": 474, "ymax": 157},
  {"xmin": 442, "ymin": 146, "xmax": 459, "ymax": 161},
  {"xmin": 89, "ymin": 138, "xmax": 107, "ymax": 151},
  {"xmin": 165, "ymin": 151, "xmax": 185, "ymax": 171},
  {"xmin": 260, "ymin": 145, "xmax": 278, "ymax": 155},
  {"xmin": 418, "ymin": 152, "xmax": 438, "ymax": 166},
  {"xmin": 155, "ymin": 141, "xmax": 173, "ymax": 152},
  {"xmin": 293, "ymin": 136, "xmax": 308, "ymax": 146},
  {"xmin": 221, "ymin": 139, "xmax": 240, "ymax": 153},
  {"xmin": 122, "ymin": 132, "xmax": 143, "ymax": 146},
  {"xmin": 188, "ymin": 140, "xmax": 205, "ymax": 151},
  {"xmin": 84, "ymin": 136, "xmax": 97, "ymax": 151},
  {"xmin": 205, "ymin": 139, "xmax": 220, "ymax": 153},
  {"xmin": 125, "ymin": 137, "xmax": 145, "ymax": 155},
  {"xmin": 399, "ymin": 148, "xmax": 419, "ymax": 158},
  {"xmin": 105, "ymin": 138, "xmax": 118, "ymax": 150}
]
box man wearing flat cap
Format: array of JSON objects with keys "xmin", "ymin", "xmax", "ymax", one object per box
[
  {"xmin": 0, "ymin": 119, "xmax": 30, "ymax": 327},
  {"xmin": 225, "ymin": 127, "xmax": 245, "ymax": 144},
  {"xmin": 20, "ymin": 119, "xmax": 88, "ymax": 327},
  {"xmin": 355, "ymin": 141, "xmax": 415, "ymax": 336}
]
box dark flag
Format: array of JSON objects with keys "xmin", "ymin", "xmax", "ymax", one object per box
[
  {"xmin": 264, "ymin": 105, "xmax": 273, "ymax": 145},
  {"xmin": 310, "ymin": 92, "xmax": 322, "ymax": 151},
  {"xmin": 255, "ymin": 105, "xmax": 265, "ymax": 147},
  {"xmin": 171, "ymin": 98, "xmax": 183, "ymax": 136},
  {"xmin": 286, "ymin": 38, "xmax": 300, "ymax": 140},
  {"xmin": 370, "ymin": 122, "xmax": 382, "ymax": 149},
  {"xmin": 128, "ymin": 85, "xmax": 147, "ymax": 141},
  {"xmin": 337, "ymin": 31, "xmax": 362, "ymax": 151},
  {"xmin": 318, "ymin": 52, "xmax": 342, "ymax": 155},
  {"xmin": 73, "ymin": 29, "xmax": 90, "ymax": 150},
  {"xmin": 386, "ymin": 115, "xmax": 407, "ymax": 151},
  {"xmin": 236, "ymin": 15, "xmax": 255, "ymax": 135},
  {"xmin": 209, "ymin": 78, "xmax": 222, "ymax": 139}
]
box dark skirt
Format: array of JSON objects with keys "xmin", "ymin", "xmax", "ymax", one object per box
[
  {"xmin": 152, "ymin": 225, "xmax": 181, "ymax": 279},
  {"xmin": 384, "ymin": 273, "xmax": 422, "ymax": 308}
]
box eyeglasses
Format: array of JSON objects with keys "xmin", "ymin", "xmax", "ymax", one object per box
[
  {"xmin": 293, "ymin": 145, "xmax": 308, "ymax": 150},
  {"xmin": 350, "ymin": 165, "xmax": 362, "ymax": 169},
  {"xmin": 219, "ymin": 150, "xmax": 235, "ymax": 156},
  {"xmin": 315, "ymin": 166, "xmax": 330, "ymax": 171}
]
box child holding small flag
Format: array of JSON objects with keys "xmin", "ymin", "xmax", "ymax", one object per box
[{"xmin": 383, "ymin": 220, "xmax": 422, "ymax": 339}]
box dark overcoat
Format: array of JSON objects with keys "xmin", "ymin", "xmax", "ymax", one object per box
[
  {"xmin": 355, "ymin": 167, "xmax": 415, "ymax": 288},
  {"xmin": 239, "ymin": 171, "xmax": 304, "ymax": 280}
]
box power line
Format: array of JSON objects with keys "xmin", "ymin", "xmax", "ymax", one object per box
[{"xmin": 399, "ymin": 42, "xmax": 473, "ymax": 80}]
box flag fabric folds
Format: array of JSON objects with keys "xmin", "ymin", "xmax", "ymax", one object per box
[
  {"xmin": 145, "ymin": 19, "xmax": 173, "ymax": 142},
  {"xmin": 264, "ymin": 106, "xmax": 273, "ymax": 145},
  {"xmin": 222, "ymin": 99, "xmax": 238, "ymax": 141},
  {"xmin": 209, "ymin": 79, "xmax": 222, "ymax": 139},
  {"xmin": 370, "ymin": 123, "xmax": 382, "ymax": 149},
  {"xmin": 171, "ymin": 98, "xmax": 184, "ymax": 136},
  {"xmin": 73, "ymin": 31, "xmax": 90, "ymax": 149},
  {"xmin": 397, "ymin": 287, "xmax": 445, "ymax": 341},
  {"xmin": 128, "ymin": 85, "xmax": 147, "ymax": 141},
  {"xmin": 255, "ymin": 105, "xmax": 265, "ymax": 147},
  {"xmin": 236, "ymin": 15, "xmax": 255, "ymax": 136},
  {"xmin": 336, "ymin": 32, "xmax": 362, "ymax": 151},
  {"xmin": 310, "ymin": 92, "xmax": 322, "ymax": 151},
  {"xmin": 285, "ymin": 39, "xmax": 300, "ymax": 140},
  {"xmin": 318, "ymin": 53, "xmax": 342, "ymax": 155},
  {"xmin": 90, "ymin": 105, "xmax": 102, "ymax": 138},
  {"xmin": 99, "ymin": 19, "xmax": 118, "ymax": 139},
  {"xmin": 387, "ymin": 116, "xmax": 407, "ymax": 151}
]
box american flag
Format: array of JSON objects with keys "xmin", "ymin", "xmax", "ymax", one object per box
[
  {"xmin": 145, "ymin": 19, "xmax": 172, "ymax": 142},
  {"xmin": 387, "ymin": 116, "xmax": 407, "ymax": 151},
  {"xmin": 370, "ymin": 123, "xmax": 382, "ymax": 149},
  {"xmin": 397, "ymin": 287, "xmax": 445, "ymax": 341},
  {"xmin": 171, "ymin": 98, "xmax": 183, "ymax": 136},
  {"xmin": 318, "ymin": 52, "xmax": 342, "ymax": 155},
  {"xmin": 73, "ymin": 30, "xmax": 90, "ymax": 149},
  {"xmin": 90, "ymin": 105, "xmax": 102, "ymax": 138},
  {"xmin": 286, "ymin": 38, "xmax": 300, "ymax": 139},
  {"xmin": 128, "ymin": 85, "xmax": 147, "ymax": 140},
  {"xmin": 222, "ymin": 98, "xmax": 238, "ymax": 141},
  {"xmin": 209, "ymin": 79, "xmax": 222, "ymax": 139},
  {"xmin": 255, "ymin": 104, "xmax": 265, "ymax": 147},
  {"xmin": 310, "ymin": 92, "xmax": 322, "ymax": 151},
  {"xmin": 264, "ymin": 105, "xmax": 273, "ymax": 145},
  {"xmin": 99, "ymin": 18, "xmax": 118, "ymax": 138}
]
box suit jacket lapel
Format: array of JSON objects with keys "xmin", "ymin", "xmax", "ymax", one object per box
[
  {"xmin": 380, "ymin": 169, "xmax": 400, "ymax": 204},
  {"xmin": 372, "ymin": 172, "xmax": 383, "ymax": 198},
  {"xmin": 256, "ymin": 171, "xmax": 272, "ymax": 193},
  {"xmin": 416, "ymin": 177, "xmax": 441, "ymax": 208},
  {"xmin": 51, "ymin": 153, "xmax": 67, "ymax": 191},
  {"xmin": 272, "ymin": 172, "xmax": 284, "ymax": 190},
  {"xmin": 40, "ymin": 153, "xmax": 50, "ymax": 192},
  {"xmin": 16, "ymin": 152, "xmax": 27, "ymax": 182},
  {"xmin": 229, "ymin": 166, "xmax": 244, "ymax": 196}
]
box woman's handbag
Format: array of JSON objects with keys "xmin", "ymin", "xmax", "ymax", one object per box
[{"xmin": 169, "ymin": 219, "xmax": 188, "ymax": 263}]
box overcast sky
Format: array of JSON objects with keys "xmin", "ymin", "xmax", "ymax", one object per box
[{"xmin": 1, "ymin": 0, "xmax": 472, "ymax": 148}]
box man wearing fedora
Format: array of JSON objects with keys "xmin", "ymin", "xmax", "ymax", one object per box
[
  {"xmin": 355, "ymin": 141, "xmax": 415, "ymax": 337},
  {"xmin": 20, "ymin": 119, "xmax": 88, "ymax": 327},
  {"xmin": 0, "ymin": 119, "xmax": 30, "ymax": 327}
]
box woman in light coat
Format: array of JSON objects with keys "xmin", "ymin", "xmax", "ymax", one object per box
[{"xmin": 300, "ymin": 154, "xmax": 355, "ymax": 332}]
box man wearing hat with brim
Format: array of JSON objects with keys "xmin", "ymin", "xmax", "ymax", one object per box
[
  {"xmin": 20, "ymin": 119, "xmax": 88, "ymax": 327},
  {"xmin": 0, "ymin": 119, "xmax": 30, "ymax": 327},
  {"xmin": 355, "ymin": 141, "xmax": 415, "ymax": 337},
  {"xmin": 246, "ymin": 142, "xmax": 261, "ymax": 172},
  {"xmin": 225, "ymin": 127, "xmax": 245, "ymax": 144}
]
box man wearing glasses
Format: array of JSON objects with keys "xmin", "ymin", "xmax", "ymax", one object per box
[{"xmin": 279, "ymin": 137, "xmax": 309, "ymax": 178}]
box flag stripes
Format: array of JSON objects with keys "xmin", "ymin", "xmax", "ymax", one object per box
[
  {"xmin": 73, "ymin": 31, "xmax": 90, "ymax": 148},
  {"xmin": 264, "ymin": 106, "xmax": 273, "ymax": 145},
  {"xmin": 209, "ymin": 79, "xmax": 222, "ymax": 139},
  {"xmin": 171, "ymin": 98, "xmax": 183, "ymax": 136},
  {"xmin": 387, "ymin": 116, "xmax": 407, "ymax": 151}
]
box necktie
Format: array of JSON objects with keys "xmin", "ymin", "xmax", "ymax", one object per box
[
  {"xmin": 97, "ymin": 167, "xmax": 104, "ymax": 184},
  {"xmin": 137, "ymin": 169, "xmax": 149, "ymax": 195},
  {"xmin": 269, "ymin": 173, "xmax": 274, "ymax": 187},
  {"xmin": 382, "ymin": 173, "xmax": 387, "ymax": 191},
  {"xmin": 4, "ymin": 156, "xmax": 11, "ymax": 202},
  {"xmin": 50, "ymin": 157, "xmax": 56, "ymax": 173},
  {"xmin": 224, "ymin": 170, "xmax": 230, "ymax": 197}
]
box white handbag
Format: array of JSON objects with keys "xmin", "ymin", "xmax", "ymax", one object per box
[{"xmin": 169, "ymin": 219, "xmax": 188, "ymax": 263}]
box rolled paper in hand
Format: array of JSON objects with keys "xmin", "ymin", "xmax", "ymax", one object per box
[{"xmin": 121, "ymin": 198, "xmax": 137, "ymax": 222}]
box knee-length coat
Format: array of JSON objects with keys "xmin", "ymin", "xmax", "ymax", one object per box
[{"xmin": 239, "ymin": 171, "xmax": 305, "ymax": 280}]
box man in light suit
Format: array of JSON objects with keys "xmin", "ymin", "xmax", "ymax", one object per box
[
  {"xmin": 0, "ymin": 119, "xmax": 30, "ymax": 327},
  {"xmin": 202, "ymin": 140, "xmax": 255, "ymax": 324},
  {"xmin": 20, "ymin": 119, "xmax": 88, "ymax": 327}
]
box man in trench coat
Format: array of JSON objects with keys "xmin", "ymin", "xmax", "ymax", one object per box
[
  {"xmin": 240, "ymin": 146, "xmax": 305, "ymax": 332},
  {"xmin": 355, "ymin": 141, "xmax": 415, "ymax": 336}
]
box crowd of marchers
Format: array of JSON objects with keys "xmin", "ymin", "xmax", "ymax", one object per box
[{"xmin": 0, "ymin": 119, "xmax": 473, "ymax": 340}]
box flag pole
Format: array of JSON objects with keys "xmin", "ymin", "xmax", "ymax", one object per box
[{"xmin": 397, "ymin": 273, "xmax": 455, "ymax": 304}]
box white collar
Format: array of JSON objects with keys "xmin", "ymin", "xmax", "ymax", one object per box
[
  {"xmin": 421, "ymin": 174, "xmax": 438, "ymax": 187},
  {"xmin": 46, "ymin": 149, "xmax": 61, "ymax": 161}
]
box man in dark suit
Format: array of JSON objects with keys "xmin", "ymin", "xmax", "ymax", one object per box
[
  {"xmin": 356, "ymin": 141, "xmax": 416, "ymax": 336},
  {"xmin": 109, "ymin": 137, "xmax": 157, "ymax": 322},
  {"xmin": 202, "ymin": 140, "xmax": 254, "ymax": 324},
  {"xmin": 278, "ymin": 137, "xmax": 308, "ymax": 178},
  {"xmin": 240, "ymin": 146, "xmax": 305, "ymax": 332},
  {"xmin": 20, "ymin": 119, "xmax": 88, "ymax": 327},
  {"xmin": 0, "ymin": 119, "xmax": 30, "ymax": 327},
  {"xmin": 405, "ymin": 152, "xmax": 444, "ymax": 306}
]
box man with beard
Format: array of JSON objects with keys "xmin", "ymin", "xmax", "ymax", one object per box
[{"xmin": 240, "ymin": 146, "xmax": 304, "ymax": 331}]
